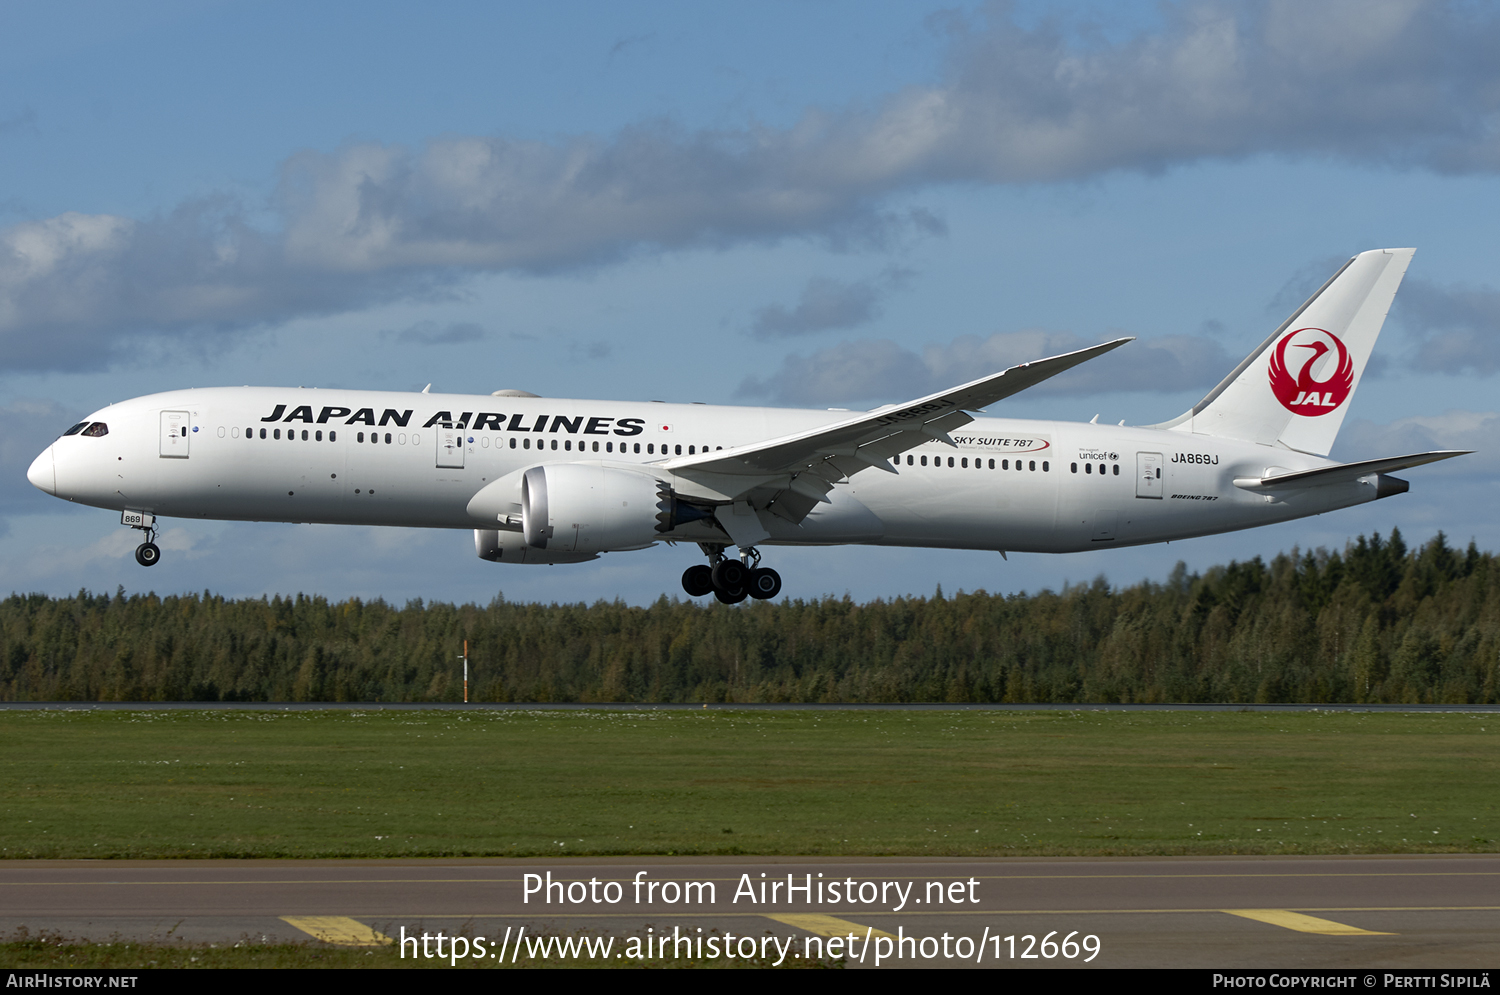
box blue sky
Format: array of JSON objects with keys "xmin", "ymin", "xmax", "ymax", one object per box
[{"xmin": 3, "ymin": 0, "xmax": 1498, "ymax": 607}]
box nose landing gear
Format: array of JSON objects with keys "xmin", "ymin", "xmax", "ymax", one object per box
[
  {"xmin": 122, "ymin": 510, "xmax": 161, "ymax": 567},
  {"xmin": 681, "ymin": 545, "xmax": 781, "ymax": 603}
]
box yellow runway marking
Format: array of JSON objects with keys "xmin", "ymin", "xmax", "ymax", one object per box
[
  {"xmin": 280, "ymin": 915, "xmax": 392, "ymax": 946},
  {"xmin": 1223, "ymin": 909, "xmax": 1394, "ymax": 935},
  {"xmin": 764, "ymin": 913, "xmax": 894, "ymax": 939}
]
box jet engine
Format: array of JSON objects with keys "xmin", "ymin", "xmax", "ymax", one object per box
[
  {"xmin": 474, "ymin": 529, "xmax": 598, "ymax": 565},
  {"xmin": 521, "ymin": 463, "xmax": 714, "ymax": 553}
]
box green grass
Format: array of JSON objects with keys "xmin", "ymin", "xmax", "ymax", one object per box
[{"xmin": 0, "ymin": 708, "xmax": 1496, "ymax": 858}]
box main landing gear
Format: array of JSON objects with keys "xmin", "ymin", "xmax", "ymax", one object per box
[{"xmin": 682, "ymin": 545, "xmax": 781, "ymax": 604}]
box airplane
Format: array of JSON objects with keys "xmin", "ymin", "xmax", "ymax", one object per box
[{"xmin": 26, "ymin": 247, "xmax": 1468, "ymax": 603}]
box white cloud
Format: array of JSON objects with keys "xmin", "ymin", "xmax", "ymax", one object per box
[
  {"xmin": 1396, "ymin": 277, "xmax": 1500, "ymax": 375},
  {"xmin": 737, "ymin": 330, "xmax": 1235, "ymax": 407},
  {"xmin": 5, "ymin": 1, "xmax": 1500, "ymax": 370},
  {"xmin": 1333, "ymin": 410, "xmax": 1500, "ymax": 474},
  {"xmin": 749, "ymin": 269, "xmax": 913, "ymax": 338},
  {"xmin": 11, "ymin": 525, "xmax": 199, "ymax": 583},
  {"xmin": 0, "ymin": 398, "xmax": 75, "ymax": 520},
  {"xmin": 392, "ymin": 321, "xmax": 487, "ymax": 345}
]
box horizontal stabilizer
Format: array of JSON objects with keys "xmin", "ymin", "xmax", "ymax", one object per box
[{"xmin": 1234, "ymin": 450, "xmax": 1470, "ymax": 491}]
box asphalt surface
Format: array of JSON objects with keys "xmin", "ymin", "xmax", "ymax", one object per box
[
  {"xmin": 6, "ymin": 701, "xmax": 1500, "ymax": 712},
  {"xmin": 1, "ymin": 854, "xmax": 1495, "ymax": 968}
]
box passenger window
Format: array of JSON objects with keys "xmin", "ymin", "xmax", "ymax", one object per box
[
  {"xmin": 315, "ymin": 430, "xmax": 323, "ymax": 441},
  {"xmin": 961, "ymin": 458, "xmax": 968, "ymax": 468},
  {"xmin": 565, "ymin": 440, "xmax": 572, "ymax": 451},
  {"xmin": 330, "ymin": 431, "xmax": 337, "ymax": 442},
  {"xmin": 1085, "ymin": 463, "xmax": 1092, "ymax": 473},
  {"xmin": 647, "ymin": 444, "xmax": 654, "ymax": 454},
  {"xmin": 1113, "ymin": 464, "xmax": 1120, "ymax": 475},
  {"xmin": 1002, "ymin": 460, "xmax": 1008, "ymax": 470},
  {"xmin": 1071, "ymin": 462, "xmax": 1078, "ymax": 473},
  {"xmin": 1029, "ymin": 460, "xmax": 1036, "ymax": 471},
  {"xmin": 607, "ymin": 442, "xmax": 614, "ymax": 453},
  {"xmin": 1043, "ymin": 461, "xmax": 1049, "ymax": 472},
  {"xmin": 946, "ymin": 457, "xmax": 953, "ymax": 467},
  {"xmin": 524, "ymin": 438, "xmax": 530, "ymax": 449},
  {"xmin": 301, "ymin": 430, "xmax": 308, "ymax": 441},
  {"xmin": 634, "ymin": 443, "xmax": 640, "ymax": 454},
  {"xmin": 689, "ymin": 446, "xmax": 695, "ymax": 455},
  {"xmin": 551, "ymin": 439, "xmax": 558, "ymax": 450},
  {"xmin": 592, "ymin": 441, "xmax": 599, "ymax": 452},
  {"xmin": 920, "ymin": 455, "xmax": 927, "ymax": 466},
  {"xmin": 988, "ymin": 459, "xmax": 995, "ymax": 469},
  {"xmin": 274, "ymin": 429, "xmax": 282, "ymax": 440},
  {"xmin": 675, "ymin": 445, "xmax": 682, "ymax": 455},
  {"xmin": 357, "ymin": 432, "xmax": 364, "ymax": 442},
  {"xmin": 259, "ymin": 428, "xmax": 266, "ymax": 439},
  {"xmin": 385, "ymin": 433, "xmax": 392, "ymax": 444},
  {"xmin": 510, "ymin": 438, "xmax": 516, "ymax": 449}
]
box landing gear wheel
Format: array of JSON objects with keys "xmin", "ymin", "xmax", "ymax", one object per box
[
  {"xmin": 748, "ymin": 567, "xmax": 781, "ymax": 600},
  {"xmin": 713, "ymin": 585, "xmax": 747, "ymax": 604},
  {"xmin": 135, "ymin": 542, "xmax": 160, "ymax": 567},
  {"xmin": 711, "ymin": 558, "xmax": 747, "ymax": 591},
  {"xmin": 681, "ymin": 564, "xmax": 713, "ymax": 597}
]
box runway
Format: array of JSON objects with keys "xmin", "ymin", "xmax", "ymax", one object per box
[{"xmin": 1, "ymin": 854, "xmax": 1496, "ymax": 968}]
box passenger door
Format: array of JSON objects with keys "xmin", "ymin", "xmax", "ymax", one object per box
[
  {"xmin": 436, "ymin": 426, "xmax": 466, "ymax": 469},
  {"xmin": 1136, "ymin": 452, "xmax": 1163, "ymax": 499},
  {"xmin": 160, "ymin": 411, "xmax": 191, "ymax": 459}
]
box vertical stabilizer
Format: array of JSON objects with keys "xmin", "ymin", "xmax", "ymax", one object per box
[{"xmin": 1162, "ymin": 248, "xmax": 1413, "ymax": 456}]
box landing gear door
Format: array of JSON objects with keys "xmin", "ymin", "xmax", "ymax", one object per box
[
  {"xmin": 436, "ymin": 426, "xmax": 465, "ymax": 469},
  {"xmin": 160, "ymin": 410, "xmax": 191, "ymax": 458},
  {"xmin": 1136, "ymin": 452, "xmax": 1163, "ymax": 499}
]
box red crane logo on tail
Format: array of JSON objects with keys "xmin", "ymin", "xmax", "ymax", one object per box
[{"xmin": 1268, "ymin": 327, "xmax": 1353, "ymax": 416}]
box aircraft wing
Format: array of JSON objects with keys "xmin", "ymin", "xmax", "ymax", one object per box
[{"xmin": 659, "ymin": 337, "xmax": 1132, "ymax": 516}]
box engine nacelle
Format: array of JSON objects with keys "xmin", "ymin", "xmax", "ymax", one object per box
[
  {"xmin": 474, "ymin": 529, "xmax": 598, "ymax": 565},
  {"xmin": 522, "ymin": 463, "xmax": 696, "ymax": 553}
]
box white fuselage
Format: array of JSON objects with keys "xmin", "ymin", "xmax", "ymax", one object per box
[{"xmin": 29, "ymin": 386, "xmax": 1382, "ymax": 555}]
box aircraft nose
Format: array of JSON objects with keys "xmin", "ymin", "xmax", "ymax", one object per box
[{"xmin": 27, "ymin": 446, "xmax": 55, "ymax": 495}]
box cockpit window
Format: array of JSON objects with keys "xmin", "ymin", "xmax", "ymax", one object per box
[
  {"xmin": 81, "ymin": 423, "xmax": 109, "ymax": 437},
  {"xmin": 62, "ymin": 422, "xmax": 89, "ymax": 437}
]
